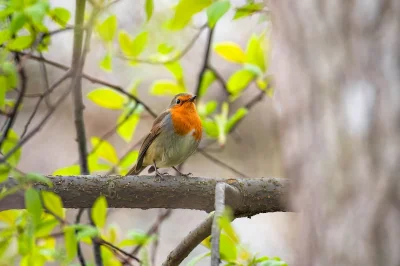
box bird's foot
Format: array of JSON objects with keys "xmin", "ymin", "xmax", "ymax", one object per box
[
  {"xmin": 155, "ymin": 170, "xmax": 170, "ymax": 180},
  {"xmin": 172, "ymin": 166, "xmax": 192, "ymax": 177}
]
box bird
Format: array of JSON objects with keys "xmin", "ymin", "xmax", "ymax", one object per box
[{"xmin": 126, "ymin": 93, "xmax": 202, "ymax": 177}]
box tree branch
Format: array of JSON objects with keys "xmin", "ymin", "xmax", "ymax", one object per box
[
  {"xmin": 162, "ymin": 214, "xmax": 215, "ymax": 266},
  {"xmin": 0, "ymin": 175, "xmax": 289, "ymax": 214}
]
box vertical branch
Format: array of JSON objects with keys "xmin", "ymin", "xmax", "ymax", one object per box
[
  {"xmin": 70, "ymin": 0, "xmax": 89, "ymax": 174},
  {"xmin": 75, "ymin": 208, "xmax": 87, "ymax": 266},
  {"xmin": 194, "ymin": 27, "xmax": 214, "ymax": 99},
  {"xmin": 211, "ymin": 182, "xmax": 225, "ymax": 266}
]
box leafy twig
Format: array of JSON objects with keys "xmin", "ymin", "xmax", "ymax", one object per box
[{"xmin": 75, "ymin": 208, "xmax": 87, "ymax": 266}]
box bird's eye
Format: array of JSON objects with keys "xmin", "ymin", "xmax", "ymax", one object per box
[{"xmin": 176, "ymin": 99, "xmax": 181, "ymax": 104}]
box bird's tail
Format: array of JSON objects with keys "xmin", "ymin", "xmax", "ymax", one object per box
[{"xmin": 126, "ymin": 164, "xmax": 145, "ymax": 176}]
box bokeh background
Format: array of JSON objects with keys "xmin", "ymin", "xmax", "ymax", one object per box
[{"xmin": 10, "ymin": 0, "xmax": 296, "ymax": 264}]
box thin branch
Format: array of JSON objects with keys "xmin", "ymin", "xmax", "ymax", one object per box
[
  {"xmin": 20, "ymin": 72, "xmax": 70, "ymax": 138},
  {"xmin": 162, "ymin": 214, "xmax": 214, "ymax": 266},
  {"xmin": 194, "ymin": 27, "xmax": 214, "ymax": 99},
  {"xmin": 0, "ymin": 54, "xmax": 27, "ymax": 150},
  {"xmin": 19, "ymin": 52, "xmax": 158, "ymax": 118},
  {"xmin": 39, "ymin": 52, "xmax": 52, "ymax": 108},
  {"xmin": 98, "ymin": 238, "xmax": 141, "ymax": 263},
  {"xmin": 197, "ymin": 149, "xmax": 249, "ymax": 178}
]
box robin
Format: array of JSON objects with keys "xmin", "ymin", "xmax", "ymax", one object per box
[{"xmin": 126, "ymin": 93, "xmax": 202, "ymax": 177}]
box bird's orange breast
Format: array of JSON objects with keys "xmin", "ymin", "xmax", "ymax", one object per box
[{"xmin": 170, "ymin": 104, "xmax": 202, "ymax": 141}]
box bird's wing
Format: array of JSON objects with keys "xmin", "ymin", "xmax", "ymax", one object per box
[{"xmin": 135, "ymin": 110, "xmax": 170, "ymax": 169}]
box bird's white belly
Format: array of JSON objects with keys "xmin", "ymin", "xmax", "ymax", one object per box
[{"xmin": 145, "ymin": 129, "xmax": 199, "ymax": 168}]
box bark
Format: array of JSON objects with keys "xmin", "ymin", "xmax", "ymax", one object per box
[
  {"xmin": 270, "ymin": 1, "xmax": 400, "ymax": 266},
  {"xmin": 0, "ymin": 176, "xmax": 289, "ymax": 216}
]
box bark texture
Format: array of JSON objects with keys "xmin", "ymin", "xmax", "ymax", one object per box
[
  {"xmin": 270, "ymin": 1, "xmax": 400, "ymax": 265},
  {"xmin": 0, "ymin": 176, "xmax": 289, "ymax": 216}
]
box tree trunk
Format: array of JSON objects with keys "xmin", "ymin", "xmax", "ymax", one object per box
[{"xmin": 270, "ymin": 1, "xmax": 400, "ymax": 265}]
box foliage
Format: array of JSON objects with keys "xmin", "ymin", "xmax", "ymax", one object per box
[{"xmin": 0, "ymin": 0, "xmax": 280, "ymax": 265}]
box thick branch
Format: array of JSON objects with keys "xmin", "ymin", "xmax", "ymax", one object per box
[{"xmin": 0, "ymin": 176, "xmax": 289, "ymax": 215}]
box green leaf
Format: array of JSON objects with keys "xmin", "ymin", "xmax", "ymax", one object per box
[
  {"xmin": 187, "ymin": 252, "xmax": 211, "ymax": 266},
  {"xmin": 49, "ymin": 7, "xmax": 71, "ymax": 27},
  {"xmin": 92, "ymin": 195, "xmax": 107, "ymax": 228},
  {"xmin": 0, "ymin": 163, "xmax": 10, "ymax": 183},
  {"xmin": 91, "ymin": 137, "xmax": 119, "ymax": 164},
  {"xmin": 52, "ymin": 164, "xmax": 80, "ymax": 175},
  {"xmin": 158, "ymin": 43, "xmax": 174, "ymax": 54},
  {"xmin": 96, "ymin": 15, "xmax": 118, "ymax": 42},
  {"xmin": 218, "ymin": 208, "xmax": 239, "ymax": 244},
  {"xmin": 119, "ymin": 230, "xmax": 152, "ymax": 247},
  {"xmin": 64, "ymin": 227, "xmax": 77, "ymax": 261},
  {"xmin": 246, "ymin": 34, "xmax": 266, "ymax": 71},
  {"xmin": 227, "ymin": 69, "xmax": 254, "ymax": 95},
  {"xmin": 219, "ymin": 233, "xmax": 237, "ymax": 262},
  {"xmin": 10, "ymin": 12, "xmax": 26, "ymax": 34},
  {"xmin": 198, "ymin": 69, "xmax": 216, "ymax": 98},
  {"xmin": 1, "ymin": 129, "xmax": 21, "ymax": 166},
  {"xmin": 206, "ymin": 0, "xmax": 230, "ymax": 28},
  {"xmin": 198, "ymin": 100, "xmax": 217, "ymax": 118},
  {"xmin": 119, "ymin": 150, "xmax": 139, "ymax": 169},
  {"xmin": 2, "ymin": 61, "xmax": 18, "ymax": 91},
  {"xmin": 24, "ymin": 173, "xmax": 53, "ymax": 187},
  {"xmin": 41, "ymin": 191, "xmax": 64, "ymax": 219},
  {"xmin": 167, "ymin": 0, "xmax": 212, "ymax": 30},
  {"xmin": 145, "ymin": 0, "xmax": 154, "ymax": 21},
  {"xmin": 118, "ymin": 30, "xmax": 133, "ymax": 56},
  {"xmin": 233, "ymin": 3, "xmax": 264, "ymax": 20},
  {"xmin": 25, "ymin": 1, "xmax": 50, "ymax": 24},
  {"xmin": 7, "ymin": 35, "xmax": 33, "ymax": 51},
  {"xmin": 0, "ymin": 29, "xmax": 11, "ymax": 45},
  {"xmin": 131, "ymin": 31, "xmax": 148, "ymax": 57},
  {"xmin": 0, "ymin": 80, "xmax": 5, "ymax": 109},
  {"xmin": 202, "ymin": 119, "xmax": 218, "ymax": 138},
  {"xmin": 25, "ymin": 188, "xmax": 42, "ymax": 228},
  {"xmin": 100, "ymin": 52, "xmax": 112, "ymax": 72},
  {"xmin": 214, "ymin": 102, "xmax": 228, "ymax": 145},
  {"xmin": 76, "ymin": 225, "xmax": 99, "ymax": 241},
  {"xmin": 165, "ymin": 61, "xmax": 183, "ymax": 81},
  {"xmin": 226, "ymin": 108, "xmax": 248, "ymax": 133},
  {"xmin": 150, "ymin": 80, "xmax": 185, "ymax": 96},
  {"xmin": 87, "ymin": 87, "xmax": 127, "ymax": 110},
  {"xmin": 259, "ymin": 260, "xmax": 288, "ymax": 266},
  {"xmin": 139, "ymin": 247, "xmax": 150, "ymax": 266},
  {"xmin": 117, "ymin": 106, "xmax": 141, "ymax": 143},
  {"xmin": 214, "ymin": 42, "xmax": 246, "ymax": 63}
]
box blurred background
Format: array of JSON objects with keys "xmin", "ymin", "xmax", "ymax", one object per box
[{"xmin": 8, "ymin": 0, "xmax": 296, "ymax": 265}]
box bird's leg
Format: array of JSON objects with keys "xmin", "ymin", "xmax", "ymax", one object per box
[
  {"xmin": 172, "ymin": 166, "xmax": 192, "ymax": 177},
  {"xmin": 153, "ymin": 161, "xmax": 170, "ymax": 178}
]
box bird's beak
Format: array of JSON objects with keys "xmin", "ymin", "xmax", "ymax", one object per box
[{"xmin": 189, "ymin": 95, "xmax": 197, "ymax": 102}]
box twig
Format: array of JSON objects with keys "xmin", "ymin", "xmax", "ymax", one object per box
[
  {"xmin": 197, "ymin": 149, "xmax": 249, "ymax": 178},
  {"xmin": 19, "ymin": 53, "xmax": 158, "ymax": 118},
  {"xmin": 39, "ymin": 52, "xmax": 52, "ymax": 108},
  {"xmin": 98, "ymin": 239, "xmax": 141, "ymax": 263},
  {"xmin": 0, "ymin": 54, "xmax": 27, "ymax": 150},
  {"xmin": 194, "ymin": 27, "xmax": 214, "ymax": 99},
  {"xmin": 20, "ymin": 72, "xmax": 70, "ymax": 138},
  {"xmin": 0, "ymin": 86, "xmax": 72, "ymax": 163}
]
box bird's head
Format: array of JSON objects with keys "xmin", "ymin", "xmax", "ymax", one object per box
[{"xmin": 169, "ymin": 93, "xmax": 197, "ymax": 112}]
